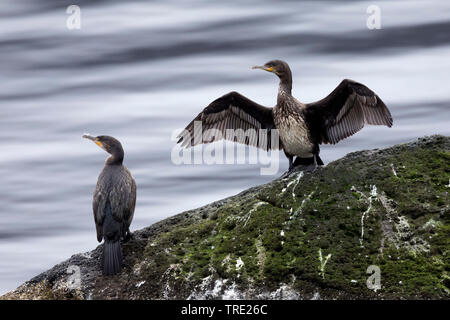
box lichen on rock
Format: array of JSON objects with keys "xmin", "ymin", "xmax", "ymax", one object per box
[{"xmin": 2, "ymin": 135, "xmax": 449, "ymax": 300}]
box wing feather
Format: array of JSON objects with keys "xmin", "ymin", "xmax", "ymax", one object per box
[
  {"xmin": 177, "ymin": 91, "xmax": 279, "ymax": 150},
  {"xmin": 305, "ymin": 79, "xmax": 392, "ymax": 144}
]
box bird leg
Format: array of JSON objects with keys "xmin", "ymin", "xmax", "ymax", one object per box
[
  {"xmin": 280, "ymin": 154, "xmax": 296, "ymax": 178},
  {"xmin": 283, "ymin": 150, "xmax": 294, "ymax": 171},
  {"xmin": 304, "ymin": 154, "xmax": 318, "ymax": 173},
  {"xmin": 122, "ymin": 228, "xmax": 133, "ymax": 243}
]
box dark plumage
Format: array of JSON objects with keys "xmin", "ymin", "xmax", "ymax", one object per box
[
  {"xmin": 83, "ymin": 134, "xmax": 136, "ymax": 275},
  {"xmin": 178, "ymin": 59, "xmax": 393, "ymax": 172}
]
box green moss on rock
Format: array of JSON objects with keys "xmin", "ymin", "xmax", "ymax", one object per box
[{"xmin": 2, "ymin": 135, "xmax": 449, "ymax": 300}]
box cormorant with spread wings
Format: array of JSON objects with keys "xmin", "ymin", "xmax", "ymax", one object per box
[{"xmin": 178, "ymin": 60, "xmax": 392, "ymax": 172}]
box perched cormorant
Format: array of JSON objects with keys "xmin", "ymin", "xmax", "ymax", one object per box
[
  {"xmin": 177, "ymin": 60, "xmax": 393, "ymax": 172},
  {"xmin": 83, "ymin": 134, "xmax": 136, "ymax": 275}
]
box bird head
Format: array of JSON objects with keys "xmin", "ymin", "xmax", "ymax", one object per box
[
  {"xmin": 83, "ymin": 134, "xmax": 124, "ymax": 162},
  {"xmin": 252, "ymin": 60, "xmax": 291, "ymax": 79}
]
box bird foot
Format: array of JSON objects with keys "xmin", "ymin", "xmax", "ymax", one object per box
[
  {"xmin": 121, "ymin": 232, "xmax": 133, "ymax": 243},
  {"xmin": 303, "ymin": 163, "xmax": 318, "ymax": 173},
  {"xmin": 281, "ymin": 166, "xmax": 298, "ymax": 179},
  {"xmin": 281, "ymin": 162, "xmax": 320, "ymax": 178}
]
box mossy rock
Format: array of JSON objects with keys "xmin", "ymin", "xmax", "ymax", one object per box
[{"xmin": 2, "ymin": 135, "xmax": 449, "ymax": 300}]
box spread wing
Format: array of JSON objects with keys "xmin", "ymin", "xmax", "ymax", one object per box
[
  {"xmin": 177, "ymin": 91, "xmax": 280, "ymax": 151},
  {"xmin": 304, "ymin": 79, "xmax": 393, "ymax": 144}
]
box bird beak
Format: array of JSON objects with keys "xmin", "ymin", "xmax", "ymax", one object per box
[
  {"xmin": 83, "ymin": 133, "xmax": 103, "ymax": 147},
  {"xmin": 252, "ymin": 65, "xmax": 274, "ymax": 72},
  {"xmin": 82, "ymin": 133, "xmax": 96, "ymax": 141}
]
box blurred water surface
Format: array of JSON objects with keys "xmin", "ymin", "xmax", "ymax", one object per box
[{"xmin": 1, "ymin": 0, "xmax": 449, "ymax": 294}]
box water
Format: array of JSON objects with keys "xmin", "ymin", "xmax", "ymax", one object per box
[{"xmin": 1, "ymin": 0, "xmax": 449, "ymax": 295}]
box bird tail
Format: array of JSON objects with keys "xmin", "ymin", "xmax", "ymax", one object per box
[
  {"xmin": 103, "ymin": 240, "xmax": 122, "ymax": 276},
  {"xmin": 102, "ymin": 199, "xmax": 123, "ymax": 276}
]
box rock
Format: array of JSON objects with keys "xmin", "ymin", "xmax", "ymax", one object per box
[{"xmin": 2, "ymin": 135, "xmax": 449, "ymax": 300}]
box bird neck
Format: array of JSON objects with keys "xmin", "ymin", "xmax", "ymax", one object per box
[
  {"xmin": 277, "ymin": 80, "xmax": 292, "ymax": 105},
  {"xmin": 106, "ymin": 149, "xmax": 124, "ymax": 166},
  {"xmin": 277, "ymin": 70, "xmax": 293, "ymax": 100}
]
